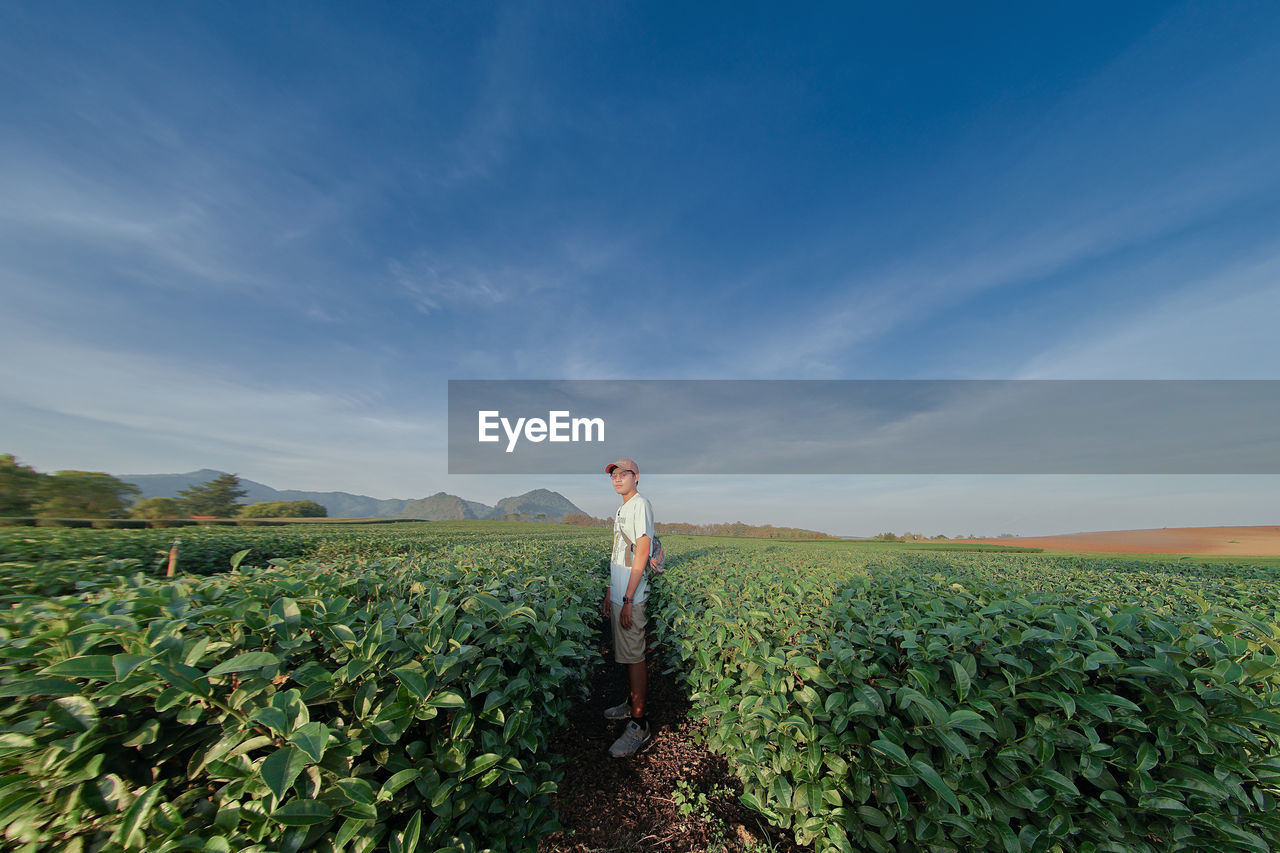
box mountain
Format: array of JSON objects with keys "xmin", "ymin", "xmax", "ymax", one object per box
[
  {"xmin": 394, "ymin": 492, "xmax": 490, "ymax": 521},
  {"xmin": 120, "ymin": 470, "xmax": 405, "ymax": 517},
  {"xmin": 116, "ymin": 470, "xmax": 584, "ymax": 521},
  {"xmin": 491, "ymin": 489, "xmax": 583, "ymax": 521}
]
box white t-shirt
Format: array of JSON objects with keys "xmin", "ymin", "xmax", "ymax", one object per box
[{"xmin": 610, "ymin": 493, "xmax": 654, "ymax": 605}]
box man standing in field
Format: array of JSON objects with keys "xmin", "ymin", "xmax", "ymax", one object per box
[{"xmin": 602, "ymin": 457, "xmax": 654, "ymax": 757}]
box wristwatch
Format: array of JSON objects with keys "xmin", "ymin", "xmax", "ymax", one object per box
[{"xmin": 622, "ymin": 596, "xmax": 634, "ymax": 604}]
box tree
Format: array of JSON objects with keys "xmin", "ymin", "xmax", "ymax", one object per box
[
  {"xmin": 177, "ymin": 473, "xmax": 248, "ymax": 517},
  {"xmin": 238, "ymin": 500, "xmax": 327, "ymax": 518},
  {"xmin": 33, "ymin": 471, "xmax": 140, "ymax": 518},
  {"xmin": 131, "ymin": 497, "xmax": 183, "ymax": 519},
  {"xmin": 0, "ymin": 454, "xmax": 46, "ymax": 515}
]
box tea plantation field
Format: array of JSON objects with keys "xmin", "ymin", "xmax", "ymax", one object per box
[{"xmin": 1, "ymin": 524, "xmax": 1277, "ymax": 852}]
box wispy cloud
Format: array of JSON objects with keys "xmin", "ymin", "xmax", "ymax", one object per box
[
  {"xmin": 0, "ymin": 157, "xmax": 258, "ymax": 289},
  {"xmin": 0, "ymin": 324, "xmax": 447, "ymax": 495},
  {"xmin": 390, "ymin": 260, "xmax": 515, "ymax": 315},
  {"xmin": 430, "ymin": 5, "xmax": 542, "ymax": 189},
  {"xmin": 1019, "ymin": 252, "xmax": 1280, "ymax": 379}
]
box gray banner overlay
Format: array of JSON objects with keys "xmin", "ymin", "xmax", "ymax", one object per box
[{"xmin": 448, "ymin": 380, "xmax": 1280, "ymax": 474}]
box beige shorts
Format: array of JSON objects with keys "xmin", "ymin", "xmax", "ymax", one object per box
[{"xmin": 610, "ymin": 599, "xmax": 647, "ymax": 664}]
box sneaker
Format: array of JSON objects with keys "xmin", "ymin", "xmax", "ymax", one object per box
[
  {"xmin": 604, "ymin": 700, "xmax": 631, "ymax": 721},
  {"xmin": 609, "ymin": 720, "xmax": 651, "ymax": 758}
]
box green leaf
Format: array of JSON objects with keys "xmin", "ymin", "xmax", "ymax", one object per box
[
  {"xmin": 341, "ymin": 801, "xmax": 379, "ymax": 822},
  {"xmin": 150, "ymin": 662, "xmax": 209, "ymax": 697},
  {"xmin": 427, "ymin": 689, "xmax": 466, "ymax": 709},
  {"xmin": 330, "ymin": 623, "xmax": 358, "ymax": 646},
  {"xmin": 113, "ymin": 781, "xmax": 165, "ymax": 849},
  {"xmin": 230, "ymin": 548, "xmax": 252, "ymax": 569},
  {"xmin": 122, "ymin": 718, "xmax": 160, "ymax": 747},
  {"xmin": 739, "ymin": 789, "xmax": 766, "ymax": 813},
  {"xmin": 1205, "ymin": 818, "xmax": 1270, "ymax": 853},
  {"xmin": 935, "ymin": 727, "xmax": 971, "ymax": 759},
  {"xmin": 947, "ymin": 709, "xmax": 996, "ymax": 737},
  {"xmin": 430, "ymin": 778, "xmax": 457, "ymax": 808},
  {"xmin": 208, "ymin": 652, "xmax": 280, "ymax": 677},
  {"xmin": 336, "ymin": 816, "xmax": 371, "ymax": 850},
  {"xmin": 1036, "ymin": 768, "xmax": 1080, "ymax": 797},
  {"xmin": 1074, "ymin": 695, "xmax": 1112, "ymax": 722},
  {"xmin": 260, "ymin": 746, "xmax": 308, "ymax": 800},
  {"xmin": 393, "ymin": 665, "xmax": 430, "ymax": 700},
  {"xmin": 461, "ymin": 753, "xmax": 502, "ymax": 781},
  {"xmin": 271, "ymin": 799, "xmax": 332, "ymax": 826},
  {"xmin": 871, "ymin": 738, "xmax": 909, "ymax": 765},
  {"xmin": 112, "ymin": 653, "xmax": 152, "ymax": 680},
  {"xmin": 1136, "ymin": 741, "xmax": 1158, "ymax": 772},
  {"xmin": 910, "ymin": 758, "xmax": 960, "ymax": 812},
  {"xmin": 391, "ymin": 810, "xmax": 422, "ymax": 853},
  {"xmin": 1166, "ymin": 765, "xmax": 1229, "ymax": 801},
  {"xmin": 378, "ymin": 769, "xmax": 421, "ymax": 802},
  {"xmin": 250, "ymin": 706, "xmax": 290, "ymax": 734},
  {"xmin": 951, "ymin": 660, "xmax": 971, "ymax": 702},
  {"xmin": 1140, "ymin": 795, "xmax": 1190, "ymax": 815},
  {"xmin": 1084, "ymin": 649, "xmax": 1121, "ymax": 671},
  {"xmin": 856, "ymin": 685, "xmax": 885, "ymax": 716},
  {"xmin": 857, "ymin": 805, "xmax": 888, "ymax": 827},
  {"xmin": 289, "ymin": 722, "xmax": 329, "ymax": 763},
  {"xmin": 49, "ymin": 695, "xmax": 99, "ymax": 732},
  {"xmin": 336, "ymin": 778, "xmax": 376, "ymax": 805},
  {"xmin": 0, "ymin": 677, "xmax": 80, "ymax": 697},
  {"xmin": 40, "ymin": 655, "xmax": 116, "ymax": 680}
]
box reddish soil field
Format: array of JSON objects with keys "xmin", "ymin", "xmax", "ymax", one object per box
[{"xmin": 970, "ymin": 525, "xmax": 1280, "ymax": 556}]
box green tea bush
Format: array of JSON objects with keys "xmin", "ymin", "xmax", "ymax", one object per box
[
  {"xmin": 654, "ymin": 547, "xmax": 1280, "ymax": 852},
  {"xmin": 0, "ymin": 539, "xmax": 602, "ymax": 852},
  {"xmin": 0, "ymin": 558, "xmax": 150, "ymax": 603},
  {"xmin": 0, "ymin": 528, "xmax": 336, "ymax": 576}
]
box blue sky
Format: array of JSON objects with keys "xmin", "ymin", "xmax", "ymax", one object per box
[{"xmin": 2, "ymin": 2, "xmax": 1278, "ymax": 535}]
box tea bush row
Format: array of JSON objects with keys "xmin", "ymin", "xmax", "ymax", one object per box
[
  {"xmin": 652, "ymin": 546, "xmax": 1280, "ymax": 852},
  {"xmin": 0, "ymin": 538, "xmax": 602, "ymax": 852}
]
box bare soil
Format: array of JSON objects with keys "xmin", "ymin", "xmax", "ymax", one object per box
[
  {"xmin": 969, "ymin": 524, "xmax": 1280, "ymax": 556},
  {"xmin": 540, "ymin": 623, "xmax": 811, "ymax": 853}
]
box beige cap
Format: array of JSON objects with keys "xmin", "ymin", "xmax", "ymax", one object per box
[{"xmin": 605, "ymin": 458, "xmax": 638, "ymax": 475}]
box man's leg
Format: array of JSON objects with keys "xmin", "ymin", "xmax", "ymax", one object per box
[
  {"xmin": 627, "ymin": 659, "xmax": 647, "ymax": 718},
  {"xmin": 608, "ymin": 605, "xmax": 652, "ymax": 757}
]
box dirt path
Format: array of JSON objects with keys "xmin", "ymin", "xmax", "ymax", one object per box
[{"xmin": 540, "ymin": 625, "xmax": 811, "ymax": 853}]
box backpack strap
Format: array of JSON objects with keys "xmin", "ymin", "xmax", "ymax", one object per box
[{"xmin": 617, "ymin": 526, "xmax": 643, "ymax": 562}]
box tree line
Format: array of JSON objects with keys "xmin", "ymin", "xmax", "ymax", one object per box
[
  {"xmin": 562, "ymin": 512, "xmax": 835, "ymax": 539},
  {"xmin": 0, "ymin": 456, "xmax": 325, "ymax": 519}
]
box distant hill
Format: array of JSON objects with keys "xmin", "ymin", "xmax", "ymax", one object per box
[
  {"xmin": 394, "ymin": 492, "xmax": 488, "ymax": 521},
  {"xmin": 117, "ymin": 470, "xmax": 585, "ymax": 521},
  {"xmin": 492, "ymin": 488, "xmax": 583, "ymax": 521}
]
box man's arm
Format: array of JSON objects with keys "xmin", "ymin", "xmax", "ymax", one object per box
[
  {"xmin": 619, "ymin": 535, "xmax": 649, "ymax": 629},
  {"xmin": 625, "ymin": 535, "xmax": 650, "ymax": 600}
]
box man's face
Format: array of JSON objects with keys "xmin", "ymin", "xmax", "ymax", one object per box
[{"xmin": 610, "ymin": 468, "xmax": 636, "ymax": 496}]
